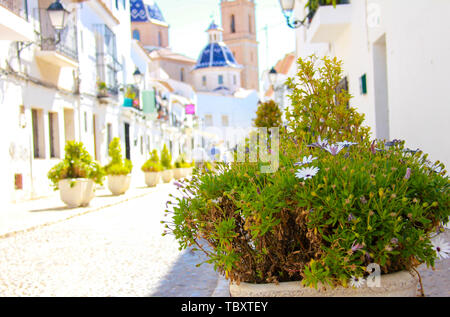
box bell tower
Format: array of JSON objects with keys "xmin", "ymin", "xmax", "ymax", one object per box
[{"xmin": 220, "ymin": 0, "xmax": 259, "ymax": 91}]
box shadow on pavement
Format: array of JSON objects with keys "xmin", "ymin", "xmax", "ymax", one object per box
[{"xmin": 149, "ymin": 247, "xmax": 220, "ymax": 297}]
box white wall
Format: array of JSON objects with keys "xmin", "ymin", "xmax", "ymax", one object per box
[{"xmin": 294, "ymin": 0, "xmax": 450, "ymax": 167}]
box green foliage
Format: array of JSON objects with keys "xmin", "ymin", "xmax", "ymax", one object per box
[
  {"xmin": 174, "ymin": 153, "xmax": 192, "ymax": 168},
  {"xmin": 48, "ymin": 141, "xmax": 105, "ymax": 190},
  {"xmin": 285, "ymin": 55, "xmax": 370, "ymax": 145},
  {"xmin": 160, "ymin": 144, "xmax": 173, "ymax": 170},
  {"xmin": 164, "ymin": 55, "xmax": 450, "ymax": 288},
  {"xmin": 104, "ymin": 137, "xmax": 133, "ymax": 176},
  {"xmin": 142, "ymin": 150, "xmax": 162, "ymax": 172},
  {"xmin": 254, "ymin": 100, "xmax": 282, "ymax": 128}
]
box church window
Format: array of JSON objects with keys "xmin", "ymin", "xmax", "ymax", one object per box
[
  {"xmin": 181, "ymin": 68, "xmax": 185, "ymax": 82},
  {"xmin": 218, "ymin": 75, "xmax": 224, "ymax": 85},
  {"xmin": 249, "ymin": 15, "xmax": 252, "ymax": 33},
  {"xmin": 202, "ymin": 76, "xmax": 207, "ymax": 86},
  {"xmin": 231, "ymin": 15, "xmax": 236, "ymax": 33},
  {"xmin": 158, "ymin": 32, "xmax": 163, "ymax": 46},
  {"xmin": 221, "ymin": 115, "xmax": 229, "ymax": 127}
]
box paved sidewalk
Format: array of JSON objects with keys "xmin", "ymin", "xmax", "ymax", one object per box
[{"xmin": 0, "ymin": 185, "xmax": 158, "ymax": 238}]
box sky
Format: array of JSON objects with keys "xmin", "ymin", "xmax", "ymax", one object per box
[{"xmin": 155, "ymin": 0, "xmax": 296, "ymax": 89}]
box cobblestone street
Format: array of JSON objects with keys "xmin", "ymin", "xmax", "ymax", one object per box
[{"xmin": 0, "ymin": 184, "xmax": 225, "ymax": 297}]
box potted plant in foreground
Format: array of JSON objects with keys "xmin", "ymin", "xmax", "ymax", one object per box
[
  {"xmin": 142, "ymin": 150, "xmax": 162, "ymax": 187},
  {"xmin": 48, "ymin": 141, "xmax": 104, "ymax": 208},
  {"xmin": 160, "ymin": 144, "xmax": 174, "ymax": 183},
  {"xmin": 164, "ymin": 56, "xmax": 450, "ymax": 297},
  {"xmin": 104, "ymin": 137, "xmax": 133, "ymax": 195}
]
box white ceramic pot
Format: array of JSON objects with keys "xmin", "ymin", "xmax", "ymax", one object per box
[
  {"xmin": 229, "ymin": 271, "xmax": 418, "ymax": 297},
  {"xmin": 161, "ymin": 170, "xmax": 173, "ymax": 183},
  {"xmin": 145, "ymin": 172, "xmax": 161, "ymax": 187},
  {"xmin": 173, "ymin": 168, "xmax": 183, "ymax": 180},
  {"xmin": 107, "ymin": 174, "xmax": 131, "ymax": 195},
  {"xmin": 59, "ymin": 178, "xmax": 95, "ymax": 208}
]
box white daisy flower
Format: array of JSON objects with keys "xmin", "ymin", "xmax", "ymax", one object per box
[
  {"xmin": 337, "ymin": 141, "xmax": 358, "ymax": 148},
  {"xmin": 324, "ymin": 143, "xmax": 345, "ymax": 156},
  {"xmin": 432, "ymin": 237, "xmax": 450, "ymax": 260},
  {"xmin": 349, "ymin": 276, "xmax": 366, "ymax": 288},
  {"xmin": 295, "ymin": 166, "xmax": 320, "ymax": 180},
  {"xmin": 294, "ymin": 155, "xmax": 318, "ymax": 167}
]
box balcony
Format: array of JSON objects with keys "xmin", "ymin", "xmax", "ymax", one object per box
[
  {"xmin": 35, "ymin": 8, "xmax": 78, "ymax": 67},
  {"xmin": 306, "ymin": 0, "xmax": 352, "ymax": 44},
  {"xmin": 0, "ymin": 0, "xmax": 34, "ymax": 41}
]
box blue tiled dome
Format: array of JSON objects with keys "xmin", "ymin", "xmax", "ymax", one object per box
[
  {"xmin": 194, "ymin": 42, "xmax": 241, "ymax": 70},
  {"xmin": 130, "ymin": 0, "xmax": 166, "ymax": 23}
]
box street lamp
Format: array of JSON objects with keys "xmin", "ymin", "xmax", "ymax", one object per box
[
  {"xmin": 268, "ymin": 67, "xmax": 278, "ymax": 88},
  {"xmin": 278, "ymin": 0, "xmax": 307, "ymax": 29},
  {"xmin": 133, "ymin": 67, "xmax": 143, "ymax": 85},
  {"xmin": 47, "ymin": 0, "xmax": 70, "ymax": 31}
]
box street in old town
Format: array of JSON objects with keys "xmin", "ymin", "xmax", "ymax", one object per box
[{"xmin": 0, "ymin": 183, "xmax": 229, "ymax": 297}]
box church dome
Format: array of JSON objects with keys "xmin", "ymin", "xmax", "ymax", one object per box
[
  {"xmin": 194, "ymin": 42, "xmax": 241, "ymax": 70},
  {"xmin": 130, "ymin": 0, "xmax": 166, "ymax": 23}
]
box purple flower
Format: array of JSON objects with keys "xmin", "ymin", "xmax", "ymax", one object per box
[
  {"xmin": 256, "ymin": 187, "xmax": 261, "ymax": 195},
  {"xmin": 348, "ymin": 213, "xmax": 355, "ymax": 222},
  {"xmin": 324, "ymin": 143, "xmax": 344, "ymax": 156},
  {"xmin": 390, "ymin": 238, "xmax": 399, "ymax": 245},
  {"xmin": 365, "ymin": 252, "xmax": 372, "ymax": 262},
  {"xmin": 351, "ymin": 241, "xmax": 364, "ymax": 252},
  {"xmin": 308, "ymin": 136, "xmax": 329, "ymax": 149},
  {"xmin": 404, "ymin": 168, "xmax": 411, "ymax": 180},
  {"xmin": 174, "ymin": 181, "xmax": 183, "ymax": 188}
]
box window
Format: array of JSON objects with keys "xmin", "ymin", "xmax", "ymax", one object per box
[
  {"xmin": 132, "ymin": 30, "xmax": 140, "ymax": 41},
  {"xmin": 84, "ymin": 112, "xmax": 88, "ymax": 132},
  {"xmin": 249, "ymin": 15, "xmax": 252, "ymax": 33},
  {"xmin": 360, "ymin": 74, "xmax": 367, "ymax": 95},
  {"xmin": 202, "ymin": 76, "xmax": 207, "ymax": 87},
  {"xmin": 180, "ymin": 68, "xmax": 185, "ymax": 82},
  {"xmin": 31, "ymin": 109, "xmax": 45, "ymax": 159},
  {"xmin": 106, "ymin": 123, "xmax": 112, "ymax": 157},
  {"xmin": 231, "ymin": 14, "xmax": 236, "ymax": 33},
  {"xmin": 49, "ymin": 112, "xmax": 60, "ymax": 158},
  {"xmin": 233, "ymin": 75, "xmax": 237, "ymax": 85},
  {"xmin": 158, "ymin": 31, "xmax": 162, "ymax": 47},
  {"xmin": 221, "ymin": 115, "xmax": 229, "ymax": 127},
  {"xmin": 218, "ymin": 75, "xmax": 224, "ymax": 85},
  {"xmin": 204, "ymin": 114, "xmax": 213, "ymax": 127}
]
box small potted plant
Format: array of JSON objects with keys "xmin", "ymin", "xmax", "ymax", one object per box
[
  {"xmin": 163, "ymin": 56, "xmax": 450, "ymax": 297},
  {"xmin": 104, "ymin": 137, "xmax": 133, "ymax": 195},
  {"xmin": 142, "ymin": 150, "xmax": 162, "ymax": 187},
  {"xmin": 97, "ymin": 81, "xmax": 108, "ymax": 98},
  {"xmin": 174, "ymin": 154, "xmax": 188, "ymax": 179},
  {"xmin": 160, "ymin": 144, "xmax": 173, "ymax": 183},
  {"xmin": 48, "ymin": 141, "xmax": 104, "ymax": 208}
]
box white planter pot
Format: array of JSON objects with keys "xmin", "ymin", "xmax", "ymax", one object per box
[
  {"xmin": 59, "ymin": 179, "xmax": 95, "ymax": 208},
  {"xmin": 107, "ymin": 174, "xmax": 131, "ymax": 195},
  {"xmin": 173, "ymin": 168, "xmax": 183, "ymax": 180},
  {"xmin": 144, "ymin": 172, "xmax": 161, "ymax": 187},
  {"xmin": 161, "ymin": 170, "xmax": 173, "ymax": 183},
  {"xmin": 229, "ymin": 271, "xmax": 418, "ymax": 297}
]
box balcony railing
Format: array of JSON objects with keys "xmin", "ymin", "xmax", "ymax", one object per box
[
  {"xmin": 38, "ymin": 8, "xmax": 78, "ymax": 61},
  {"xmin": 0, "ymin": 0, "xmax": 28, "ymax": 20}
]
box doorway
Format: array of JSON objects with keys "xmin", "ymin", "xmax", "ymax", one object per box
[{"xmin": 124, "ymin": 122, "xmax": 131, "ymax": 160}]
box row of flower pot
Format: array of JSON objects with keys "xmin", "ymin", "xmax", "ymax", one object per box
[{"xmin": 58, "ymin": 167, "xmax": 194, "ymax": 208}]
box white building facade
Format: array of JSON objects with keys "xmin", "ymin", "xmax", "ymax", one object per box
[{"xmin": 291, "ymin": 0, "xmax": 450, "ymax": 167}]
